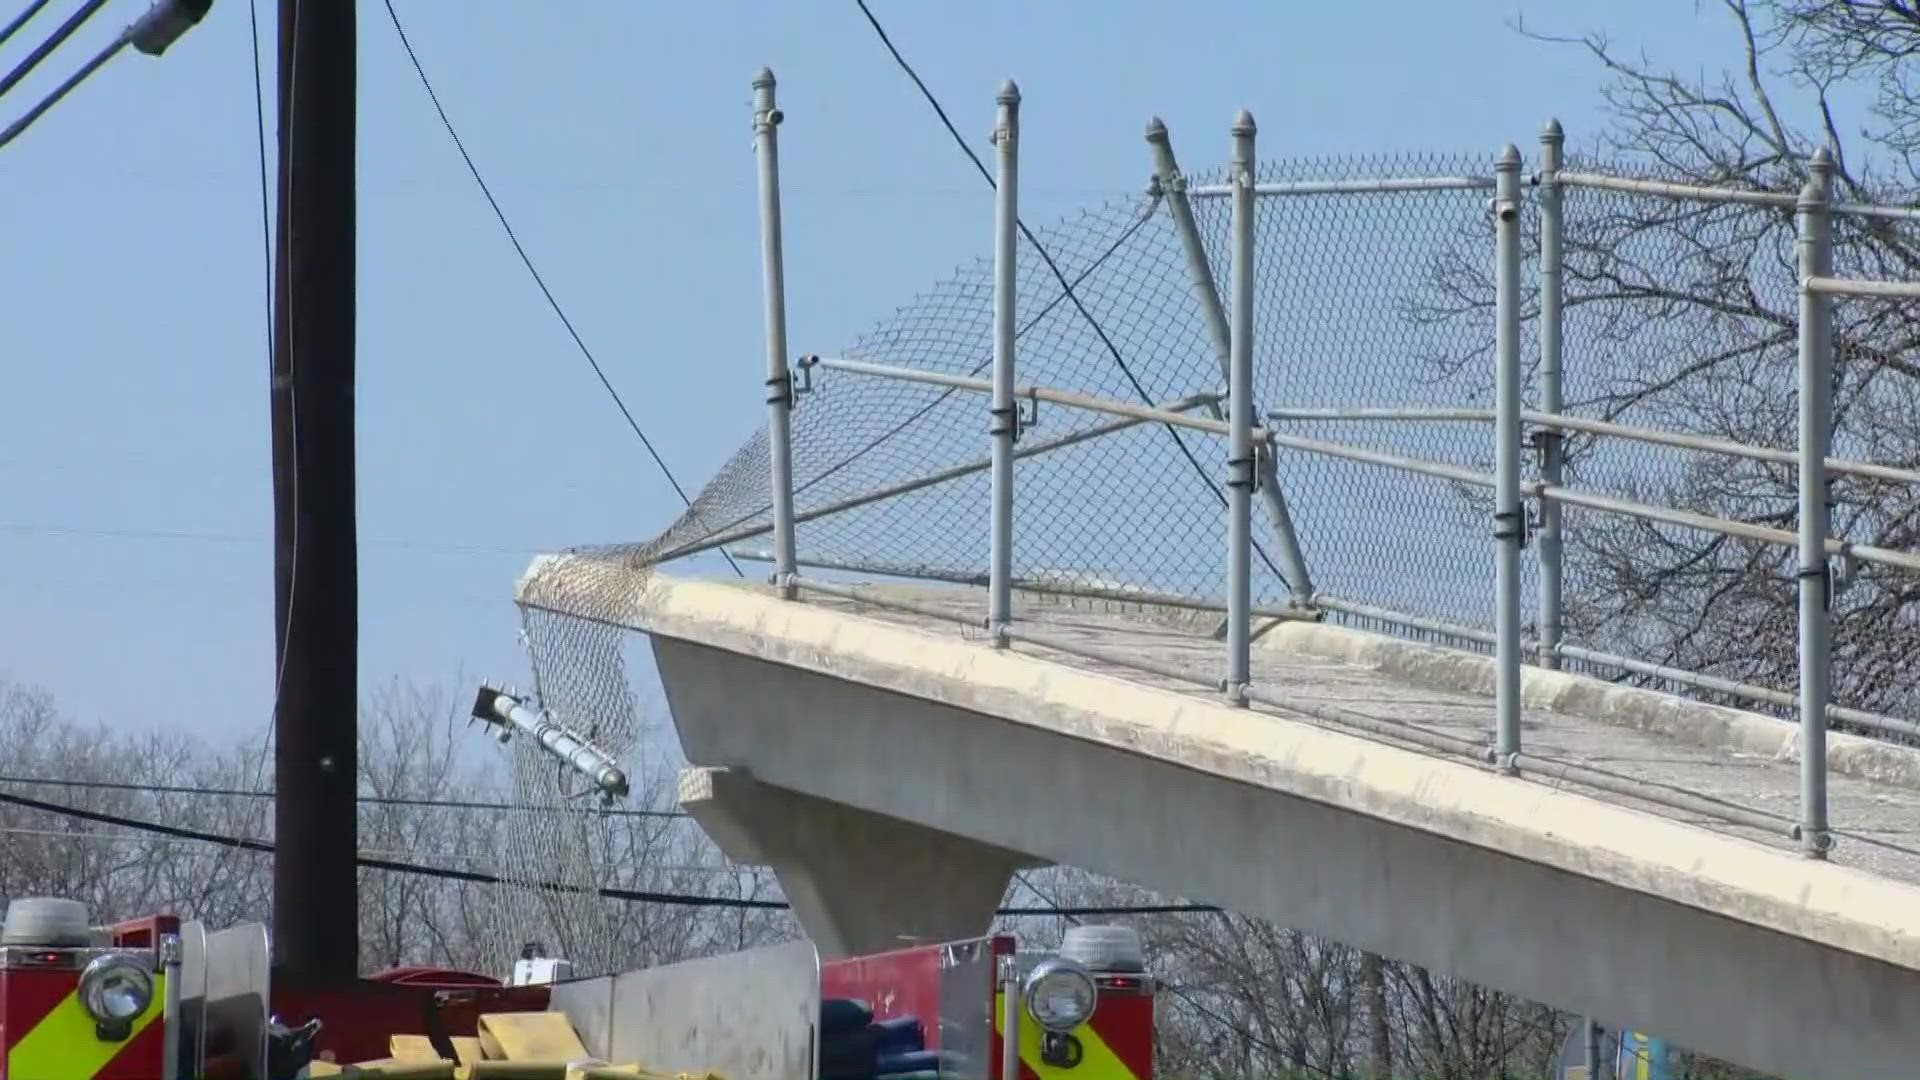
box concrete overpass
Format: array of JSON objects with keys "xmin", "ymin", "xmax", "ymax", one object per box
[
  {"xmin": 520, "ymin": 558, "xmax": 1920, "ymax": 1079},
  {"xmin": 500, "ymin": 73, "xmax": 1920, "ymax": 1078}
]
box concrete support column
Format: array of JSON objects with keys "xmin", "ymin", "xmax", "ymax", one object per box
[{"xmin": 678, "ymin": 766, "xmax": 1040, "ymax": 958}]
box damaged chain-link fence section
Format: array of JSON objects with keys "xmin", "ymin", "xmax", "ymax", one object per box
[{"xmin": 494, "ymin": 133, "xmax": 1920, "ymax": 968}]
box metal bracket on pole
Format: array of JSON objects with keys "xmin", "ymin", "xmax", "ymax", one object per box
[
  {"xmin": 753, "ymin": 67, "xmax": 799, "ymax": 599},
  {"xmin": 1796, "ymin": 147, "xmax": 1836, "ymax": 859},
  {"xmin": 790, "ymin": 353, "xmax": 818, "ymax": 400},
  {"xmin": 1492, "ymin": 144, "xmax": 1525, "ymax": 772},
  {"xmin": 1831, "ymin": 552, "xmax": 1858, "ymax": 604},
  {"xmin": 988, "ymin": 79, "xmax": 1021, "ymax": 646},
  {"xmin": 1016, "ymin": 387, "xmax": 1039, "ymax": 436}
]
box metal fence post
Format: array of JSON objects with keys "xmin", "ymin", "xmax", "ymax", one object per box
[
  {"xmin": 752, "ymin": 67, "xmax": 798, "ymax": 599},
  {"xmin": 1148, "ymin": 117, "xmax": 1315, "ymax": 609},
  {"xmin": 1225, "ymin": 110, "xmax": 1257, "ymax": 706},
  {"xmin": 999, "ymin": 954, "xmax": 1022, "ymax": 1080},
  {"xmin": 1796, "ymin": 147, "xmax": 1835, "ymax": 858},
  {"xmin": 1536, "ymin": 120, "xmax": 1566, "ymax": 668},
  {"xmin": 988, "ymin": 80, "xmax": 1020, "ymax": 644},
  {"xmin": 1493, "ymin": 144, "xmax": 1525, "ymax": 769}
]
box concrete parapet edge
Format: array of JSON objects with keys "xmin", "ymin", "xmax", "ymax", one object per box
[
  {"xmin": 521, "ymin": 560, "xmax": 1920, "ymax": 974},
  {"xmin": 1259, "ymin": 620, "xmax": 1920, "ymax": 791}
]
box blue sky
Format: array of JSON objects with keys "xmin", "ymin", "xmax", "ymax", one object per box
[{"xmin": 1, "ymin": 0, "xmax": 1726, "ymax": 740}]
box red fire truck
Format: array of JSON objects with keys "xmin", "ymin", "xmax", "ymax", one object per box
[{"xmin": 0, "ymin": 895, "xmax": 1154, "ymax": 1080}]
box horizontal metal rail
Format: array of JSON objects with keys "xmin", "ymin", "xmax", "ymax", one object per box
[
  {"xmin": 814, "ymin": 357, "xmax": 1261, "ymax": 441},
  {"xmin": 786, "ymin": 364, "xmax": 1920, "ymax": 586},
  {"xmin": 1255, "ymin": 423, "xmax": 1920, "ymax": 574},
  {"xmin": 1831, "ymin": 201, "xmax": 1920, "ymax": 222},
  {"xmin": 1294, "ymin": 599, "xmax": 1920, "ymax": 738},
  {"xmin": 837, "ymin": 562, "xmax": 1920, "ymax": 739},
  {"xmin": 1314, "ymin": 594, "xmax": 1499, "ymax": 649},
  {"xmin": 1268, "ymin": 406, "xmax": 1495, "ymax": 423},
  {"xmin": 797, "ymin": 576, "xmax": 1490, "ymax": 757},
  {"xmin": 1010, "ymin": 622, "xmax": 1235, "ymax": 687},
  {"xmin": 729, "ymin": 548, "xmax": 1319, "ymax": 623},
  {"xmin": 1267, "ymin": 404, "xmax": 1920, "ymax": 486},
  {"xmin": 1803, "ymin": 274, "xmax": 1920, "ymax": 299},
  {"xmin": 755, "ymin": 375, "xmax": 1920, "ymax": 576},
  {"xmin": 1552, "ymin": 170, "xmax": 1920, "ymax": 224},
  {"xmin": 1523, "ymin": 410, "xmax": 1920, "ymax": 486},
  {"xmin": 1550, "ymin": 170, "xmax": 1797, "ymax": 209},
  {"xmin": 1022, "ymin": 628, "xmax": 1493, "ymax": 761},
  {"xmin": 1529, "ymin": 481, "xmax": 1920, "ymax": 573},
  {"xmin": 1552, "ymin": 642, "xmax": 1920, "ymax": 740},
  {"xmin": 1511, "ymin": 751, "xmax": 1795, "ymax": 837},
  {"xmin": 1242, "ymin": 684, "xmax": 1492, "ymax": 757},
  {"xmin": 792, "ymin": 576, "xmax": 1813, "ymax": 839},
  {"xmin": 652, "ymin": 391, "xmax": 1221, "ymax": 564},
  {"xmin": 1187, "ymin": 175, "xmax": 1494, "ymax": 199},
  {"xmin": 1267, "ymin": 431, "xmax": 1495, "ymax": 488},
  {"xmin": 791, "ymin": 575, "xmax": 984, "ymax": 629}
]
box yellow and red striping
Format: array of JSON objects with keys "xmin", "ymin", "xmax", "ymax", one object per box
[
  {"xmin": 1, "ymin": 967, "xmax": 164, "ymax": 1080},
  {"xmin": 993, "ymin": 987, "xmax": 1153, "ymax": 1080}
]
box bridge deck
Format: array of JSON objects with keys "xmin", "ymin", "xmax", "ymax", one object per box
[{"xmin": 787, "ymin": 582, "xmax": 1920, "ymax": 887}]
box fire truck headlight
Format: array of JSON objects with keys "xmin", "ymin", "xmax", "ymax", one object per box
[
  {"xmin": 79, "ymin": 954, "xmax": 153, "ymax": 1026},
  {"xmin": 1022, "ymin": 957, "xmax": 1096, "ymax": 1032}
]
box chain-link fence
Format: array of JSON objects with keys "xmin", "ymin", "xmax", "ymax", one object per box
[
  {"xmin": 505, "ymin": 106, "xmax": 1920, "ymax": 932},
  {"xmin": 1543, "ymin": 160, "xmax": 1920, "ymax": 737}
]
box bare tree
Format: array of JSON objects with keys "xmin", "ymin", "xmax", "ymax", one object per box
[
  {"xmin": 1411, "ymin": 1, "xmax": 1920, "ymax": 727},
  {"xmin": 0, "ymin": 674, "xmax": 788, "ymax": 982}
]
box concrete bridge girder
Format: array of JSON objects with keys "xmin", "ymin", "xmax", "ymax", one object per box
[
  {"xmin": 679, "ymin": 764, "xmax": 1044, "ymax": 958},
  {"xmin": 631, "ymin": 575, "xmax": 1920, "ymax": 1080}
]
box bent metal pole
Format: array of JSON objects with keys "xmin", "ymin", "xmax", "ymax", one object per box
[
  {"xmin": 1149, "ymin": 115, "xmax": 1314, "ymax": 608},
  {"xmin": 988, "ymin": 79, "xmax": 1020, "ymax": 642}
]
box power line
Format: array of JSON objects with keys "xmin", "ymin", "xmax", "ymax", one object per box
[
  {"xmin": 0, "ymin": 0, "xmax": 106, "ymax": 100},
  {"xmin": 0, "ymin": 788, "xmax": 1221, "ymax": 917},
  {"xmin": 1012, "ymin": 868, "xmax": 1081, "ymax": 928},
  {"xmin": 377, "ymin": 0, "xmax": 740, "ymax": 578},
  {"xmin": 1, "ymin": 521, "xmax": 521, "ymax": 554},
  {"xmin": 0, "ymin": 826, "xmax": 741, "ymax": 872},
  {"xmin": 0, "ymin": 0, "xmax": 50, "ymax": 51},
  {"xmin": 0, "ymin": 774, "xmax": 689, "ymax": 819},
  {"xmin": 217, "ymin": 0, "xmax": 305, "ymax": 922},
  {"xmin": 245, "ymin": 0, "xmax": 273, "ymax": 380},
  {"xmin": 848, "ymin": 0, "xmax": 1293, "ymax": 591},
  {"xmin": 0, "ymin": 786, "xmax": 777, "ymax": 909},
  {"xmin": 0, "ymin": 521, "xmax": 544, "ymax": 556}
]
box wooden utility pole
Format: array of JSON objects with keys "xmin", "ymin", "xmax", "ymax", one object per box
[{"xmin": 271, "ymin": 0, "xmax": 358, "ymax": 986}]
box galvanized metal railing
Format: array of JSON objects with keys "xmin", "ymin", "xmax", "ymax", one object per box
[{"xmin": 745, "ymin": 71, "xmax": 1920, "ymax": 862}]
